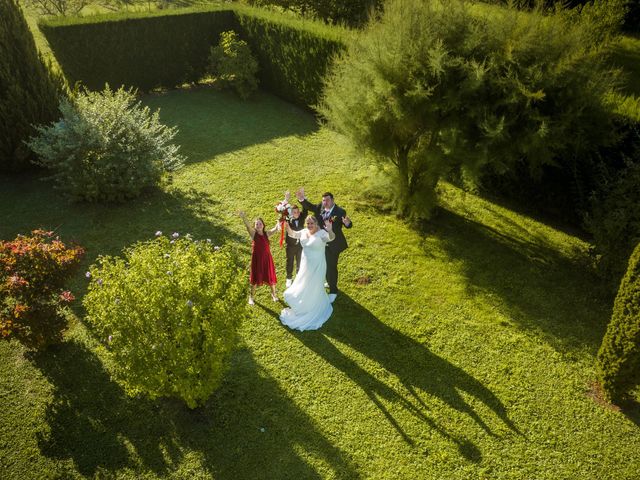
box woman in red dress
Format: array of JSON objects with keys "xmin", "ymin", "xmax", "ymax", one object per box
[{"xmin": 239, "ymin": 211, "xmax": 278, "ymax": 305}]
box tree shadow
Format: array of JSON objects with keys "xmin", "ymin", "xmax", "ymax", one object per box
[
  {"xmin": 30, "ymin": 342, "xmax": 359, "ymax": 478},
  {"xmin": 0, "ymin": 174, "xmax": 247, "ymax": 296},
  {"xmin": 621, "ymin": 397, "xmax": 640, "ymax": 428},
  {"xmin": 262, "ymin": 296, "xmax": 520, "ymax": 464},
  {"xmin": 141, "ymin": 88, "xmax": 318, "ymax": 165},
  {"xmin": 426, "ymin": 207, "xmax": 611, "ymax": 355}
]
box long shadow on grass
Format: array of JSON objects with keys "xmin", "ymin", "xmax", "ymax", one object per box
[
  {"xmin": 267, "ymin": 296, "xmax": 519, "ymax": 463},
  {"xmin": 142, "ymin": 89, "xmax": 318, "ymax": 164},
  {"xmin": 621, "ymin": 398, "xmax": 640, "ymax": 427},
  {"xmin": 427, "ymin": 208, "xmax": 611, "ymax": 354},
  {"xmin": 31, "ymin": 342, "xmax": 358, "ymax": 478},
  {"xmin": 425, "ymin": 210, "xmax": 610, "ymax": 354}
]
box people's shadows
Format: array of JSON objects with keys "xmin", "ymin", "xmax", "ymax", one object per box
[
  {"xmin": 267, "ymin": 297, "xmax": 519, "ymax": 463},
  {"xmin": 142, "ymin": 89, "xmax": 318, "ymax": 164},
  {"xmin": 427, "ymin": 208, "xmax": 610, "ymax": 354},
  {"xmin": 31, "ymin": 342, "xmax": 359, "ymax": 478}
]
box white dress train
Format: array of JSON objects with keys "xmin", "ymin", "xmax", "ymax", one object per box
[{"xmin": 280, "ymin": 228, "xmax": 333, "ymax": 331}]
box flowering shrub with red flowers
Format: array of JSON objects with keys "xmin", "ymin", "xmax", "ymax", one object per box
[{"xmin": 0, "ymin": 230, "xmax": 84, "ymax": 348}]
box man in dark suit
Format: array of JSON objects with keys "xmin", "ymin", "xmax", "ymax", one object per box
[
  {"xmin": 296, "ymin": 188, "xmax": 352, "ymax": 303},
  {"xmin": 285, "ymin": 204, "xmax": 307, "ymax": 287}
]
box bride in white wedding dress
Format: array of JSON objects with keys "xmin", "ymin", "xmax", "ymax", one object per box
[{"xmin": 280, "ymin": 215, "xmax": 335, "ymax": 331}]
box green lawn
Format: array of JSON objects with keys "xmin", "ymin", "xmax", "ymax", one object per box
[{"xmin": 1, "ymin": 88, "xmax": 639, "ymax": 479}]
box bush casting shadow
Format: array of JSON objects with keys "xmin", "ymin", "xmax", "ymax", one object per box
[
  {"xmin": 0, "ymin": 174, "xmax": 247, "ymax": 295},
  {"xmin": 31, "ymin": 342, "xmax": 359, "ymax": 478}
]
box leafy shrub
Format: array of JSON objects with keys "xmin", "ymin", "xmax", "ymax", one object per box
[
  {"xmin": 586, "ymin": 158, "xmax": 640, "ymax": 289},
  {"xmin": 83, "ymin": 234, "xmax": 247, "ymax": 408},
  {"xmin": 207, "ymin": 30, "xmax": 259, "ymax": 99},
  {"xmin": 583, "ymin": 114, "xmax": 640, "ymax": 288},
  {"xmin": 0, "ymin": 0, "xmax": 61, "ymax": 172},
  {"xmin": 597, "ymin": 241, "xmax": 640, "ymax": 403},
  {"xmin": 0, "ymin": 230, "xmax": 84, "ymax": 349},
  {"xmin": 28, "ymin": 85, "xmax": 185, "ymax": 203}
]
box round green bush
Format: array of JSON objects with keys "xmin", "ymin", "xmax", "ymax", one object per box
[
  {"xmin": 27, "ymin": 85, "xmax": 185, "ymax": 203},
  {"xmin": 83, "ymin": 234, "xmax": 247, "ymax": 408},
  {"xmin": 597, "ymin": 241, "xmax": 640, "ymax": 403},
  {"xmin": 207, "ymin": 30, "xmax": 259, "ymax": 100}
]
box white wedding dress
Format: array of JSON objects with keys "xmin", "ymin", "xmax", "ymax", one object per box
[{"xmin": 280, "ymin": 228, "xmax": 333, "ymax": 331}]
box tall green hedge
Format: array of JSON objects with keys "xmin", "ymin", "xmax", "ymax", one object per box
[
  {"xmin": 0, "ymin": 0, "xmax": 60, "ymax": 172},
  {"xmin": 235, "ymin": 9, "xmax": 347, "ymax": 106},
  {"xmin": 597, "ymin": 241, "xmax": 640, "ymax": 403},
  {"xmin": 39, "ymin": 5, "xmax": 348, "ymax": 108},
  {"xmin": 40, "ymin": 8, "xmax": 239, "ymax": 92}
]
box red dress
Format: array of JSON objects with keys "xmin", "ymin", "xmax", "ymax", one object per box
[{"xmin": 250, "ymin": 233, "xmax": 277, "ymax": 286}]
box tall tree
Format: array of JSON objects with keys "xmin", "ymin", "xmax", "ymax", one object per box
[
  {"xmin": 319, "ymin": 0, "xmax": 620, "ymax": 219},
  {"xmin": 0, "ymin": 0, "xmax": 61, "ymax": 172}
]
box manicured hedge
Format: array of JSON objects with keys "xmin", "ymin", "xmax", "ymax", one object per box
[
  {"xmin": 1, "ymin": 0, "xmax": 60, "ymax": 172},
  {"xmin": 40, "ymin": 8, "xmax": 239, "ymax": 92},
  {"xmin": 597, "ymin": 240, "xmax": 640, "ymax": 403},
  {"xmin": 235, "ymin": 8, "xmax": 347, "ymax": 107},
  {"xmin": 39, "ymin": 5, "xmax": 349, "ymax": 107}
]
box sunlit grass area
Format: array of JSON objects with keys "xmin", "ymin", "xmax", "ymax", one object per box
[{"xmin": 1, "ymin": 89, "xmax": 639, "ymax": 479}]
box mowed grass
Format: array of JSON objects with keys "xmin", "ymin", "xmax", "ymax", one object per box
[{"xmin": 1, "ymin": 88, "xmax": 639, "ymax": 479}]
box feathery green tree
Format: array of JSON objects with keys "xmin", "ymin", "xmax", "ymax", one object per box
[{"xmin": 319, "ymin": 0, "xmax": 619, "ymax": 220}]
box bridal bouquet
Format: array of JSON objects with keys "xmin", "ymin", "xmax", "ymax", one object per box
[{"xmin": 275, "ymin": 196, "xmax": 293, "ymax": 247}]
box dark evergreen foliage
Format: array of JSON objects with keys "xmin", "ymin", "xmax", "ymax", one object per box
[
  {"xmin": 40, "ymin": 10, "xmax": 240, "ymax": 92},
  {"xmin": 249, "ymin": 0, "xmax": 382, "ymax": 27},
  {"xmin": 597, "ymin": 241, "xmax": 640, "ymax": 403},
  {"xmin": 0, "ymin": 0, "xmax": 60, "ymax": 172}
]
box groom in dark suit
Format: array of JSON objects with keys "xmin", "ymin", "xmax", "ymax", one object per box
[{"xmin": 296, "ymin": 188, "xmax": 352, "ymax": 303}]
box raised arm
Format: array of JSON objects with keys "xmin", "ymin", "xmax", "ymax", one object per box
[
  {"xmin": 296, "ymin": 187, "xmax": 320, "ymax": 216},
  {"xmin": 266, "ymin": 221, "xmax": 280, "ymax": 238},
  {"xmin": 324, "ymin": 220, "xmax": 336, "ymax": 242},
  {"xmin": 238, "ymin": 211, "xmax": 255, "ymax": 240},
  {"xmin": 285, "ymin": 221, "xmax": 303, "ymax": 239}
]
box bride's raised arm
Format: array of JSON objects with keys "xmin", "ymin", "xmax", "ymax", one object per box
[{"xmin": 285, "ymin": 221, "xmax": 302, "ymax": 239}]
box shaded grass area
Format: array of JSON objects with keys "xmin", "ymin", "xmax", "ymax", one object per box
[{"xmin": 1, "ymin": 89, "xmax": 639, "ymax": 479}]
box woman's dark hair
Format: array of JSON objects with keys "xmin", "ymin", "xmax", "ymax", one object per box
[{"xmin": 254, "ymin": 217, "xmax": 266, "ymax": 234}]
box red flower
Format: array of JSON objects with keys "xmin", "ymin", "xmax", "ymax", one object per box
[{"xmin": 59, "ymin": 291, "xmax": 75, "ymax": 303}]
